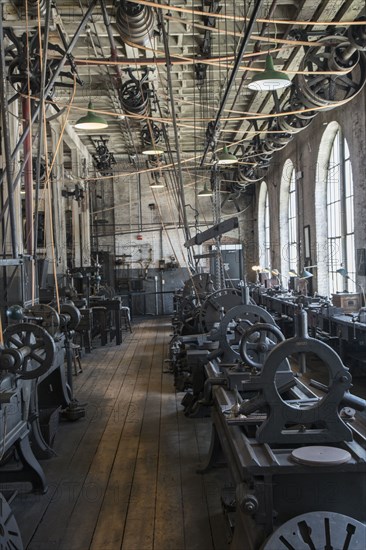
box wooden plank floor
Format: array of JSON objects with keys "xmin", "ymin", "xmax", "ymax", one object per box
[{"xmin": 10, "ymin": 317, "xmax": 230, "ymax": 550}]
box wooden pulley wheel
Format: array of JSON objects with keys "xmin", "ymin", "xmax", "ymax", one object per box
[{"xmin": 3, "ymin": 323, "xmax": 55, "ymax": 380}]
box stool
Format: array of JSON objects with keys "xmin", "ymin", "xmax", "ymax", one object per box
[
  {"xmin": 121, "ymin": 306, "xmax": 132, "ymax": 332},
  {"xmin": 71, "ymin": 343, "xmax": 83, "ymax": 375}
]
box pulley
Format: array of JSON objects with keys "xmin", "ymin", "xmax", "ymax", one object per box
[
  {"xmin": 5, "ymin": 28, "xmax": 82, "ymax": 116},
  {"xmin": 119, "ymin": 75, "xmax": 150, "ymax": 116},
  {"xmin": 296, "ymin": 36, "xmax": 366, "ymax": 109},
  {"xmin": 141, "ymin": 123, "xmax": 163, "ymax": 152},
  {"xmin": 277, "ymin": 95, "xmax": 316, "ymax": 133},
  {"xmin": 2, "ymin": 323, "xmax": 55, "ymax": 379},
  {"xmin": 15, "ymin": 0, "xmax": 46, "ymax": 15},
  {"xmin": 116, "ymin": 1, "xmax": 155, "ymax": 48},
  {"xmin": 60, "ymin": 303, "xmax": 81, "ymax": 331}
]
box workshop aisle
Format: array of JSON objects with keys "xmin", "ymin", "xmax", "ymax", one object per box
[{"xmin": 13, "ymin": 317, "xmax": 229, "ymax": 550}]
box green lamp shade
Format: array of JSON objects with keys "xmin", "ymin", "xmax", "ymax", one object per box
[
  {"xmin": 248, "ymin": 54, "xmax": 292, "ymax": 91},
  {"xmin": 75, "ymin": 101, "xmax": 108, "ymax": 130},
  {"xmin": 217, "ymin": 146, "xmax": 238, "ymax": 165},
  {"xmin": 198, "ymin": 183, "xmax": 213, "ymax": 197}
]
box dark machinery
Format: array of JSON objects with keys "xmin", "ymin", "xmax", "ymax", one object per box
[
  {"xmin": 4, "ymin": 302, "xmax": 86, "ymax": 459},
  {"xmin": 0, "ymin": 321, "xmax": 53, "ymax": 493},
  {"xmin": 254, "ymin": 286, "xmax": 366, "ymax": 373},
  {"xmin": 173, "ymin": 289, "xmax": 286, "ymax": 417},
  {"xmin": 115, "ymin": 1, "xmax": 155, "ymax": 48},
  {"xmin": 0, "ymin": 302, "xmax": 85, "ymax": 546},
  {"xmin": 25, "ymin": 302, "xmax": 86, "ymax": 418},
  {"xmin": 173, "ymin": 275, "xmax": 244, "ymax": 337},
  {"xmin": 170, "ymin": 279, "xmax": 248, "ymax": 391},
  {"xmin": 172, "ymin": 273, "xmax": 216, "ymax": 335},
  {"xmin": 201, "ymin": 309, "xmax": 366, "ymax": 549}
]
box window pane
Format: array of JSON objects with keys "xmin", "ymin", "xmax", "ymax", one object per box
[
  {"xmin": 287, "ymin": 169, "xmax": 297, "ymax": 272},
  {"xmin": 326, "ymin": 130, "xmax": 355, "ymax": 295}
]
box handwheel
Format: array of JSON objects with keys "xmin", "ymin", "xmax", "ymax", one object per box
[
  {"xmin": 3, "ymin": 323, "xmax": 55, "ymax": 379},
  {"xmin": 262, "ymin": 511, "xmax": 366, "ymax": 549},
  {"xmin": 239, "ymin": 323, "xmax": 285, "ymax": 369},
  {"xmin": 214, "ymin": 304, "xmax": 275, "ymax": 363}
]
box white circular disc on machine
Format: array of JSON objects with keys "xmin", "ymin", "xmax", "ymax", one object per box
[{"xmin": 291, "ymin": 445, "xmax": 351, "ymax": 466}]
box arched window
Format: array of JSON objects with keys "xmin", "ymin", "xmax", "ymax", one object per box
[
  {"xmin": 327, "ymin": 130, "xmax": 355, "ymax": 294},
  {"xmin": 258, "ymin": 182, "xmax": 270, "ymax": 269},
  {"xmin": 315, "ymin": 123, "xmax": 355, "ymax": 295},
  {"xmin": 279, "ymin": 160, "xmax": 297, "ymax": 276}
]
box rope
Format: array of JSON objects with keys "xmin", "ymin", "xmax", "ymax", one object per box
[{"xmin": 42, "ymin": 76, "xmax": 78, "ymax": 313}]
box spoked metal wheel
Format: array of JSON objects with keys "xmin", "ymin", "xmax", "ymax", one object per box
[
  {"xmin": 239, "ymin": 322, "xmax": 285, "ymax": 369},
  {"xmin": 297, "ymin": 36, "xmax": 366, "ymax": 109},
  {"xmin": 262, "ymin": 511, "xmax": 366, "ymax": 550},
  {"xmin": 3, "ymin": 323, "xmax": 55, "ymax": 380},
  {"xmin": 0, "ymin": 493, "xmax": 24, "ymax": 549}
]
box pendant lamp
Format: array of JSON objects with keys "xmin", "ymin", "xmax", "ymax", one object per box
[
  {"xmin": 300, "ymin": 268, "xmax": 313, "ymax": 279},
  {"xmin": 217, "ymin": 146, "xmax": 238, "ymax": 165},
  {"xmin": 248, "ymin": 53, "xmax": 292, "ymax": 91},
  {"xmin": 75, "ymin": 101, "xmax": 108, "ymax": 130},
  {"xmin": 143, "ymin": 146, "xmax": 164, "ymax": 156},
  {"xmin": 150, "ymin": 179, "xmax": 165, "ymax": 188},
  {"xmin": 198, "ymin": 183, "xmax": 213, "ymax": 196}
]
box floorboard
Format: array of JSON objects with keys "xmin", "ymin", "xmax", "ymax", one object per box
[{"xmin": 7, "ymin": 317, "xmax": 230, "ymax": 550}]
